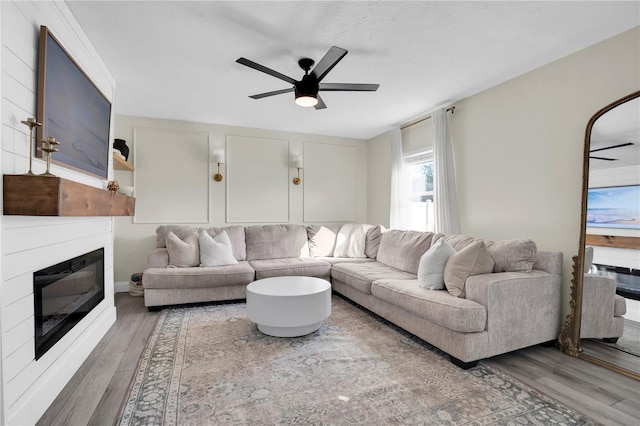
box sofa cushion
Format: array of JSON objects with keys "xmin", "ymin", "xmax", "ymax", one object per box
[
  {"xmin": 331, "ymin": 261, "xmax": 416, "ymax": 295},
  {"xmin": 417, "ymin": 238, "xmax": 455, "ymax": 290},
  {"xmin": 365, "ymin": 225, "xmax": 386, "ymax": 259},
  {"xmin": 199, "ymin": 230, "xmax": 238, "ymax": 267},
  {"xmin": 207, "ymin": 226, "xmax": 247, "ymax": 261},
  {"xmin": 249, "ymin": 258, "xmax": 331, "ymax": 280},
  {"xmin": 371, "ymin": 280, "xmax": 487, "ymax": 333},
  {"xmin": 315, "ymin": 257, "xmax": 376, "ymax": 266},
  {"xmin": 166, "ymin": 231, "xmax": 200, "ymax": 267},
  {"xmin": 307, "ymin": 225, "xmax": 341, "ymax": 257},
  {"xmin": 487, "ymin": 239, "xmax": 537, "ymax": 273},
  {"xmin": 376, "ymin": 230, "xmax": 434, "ymax": 274},
  {"xmin": 444, "ymin": 241, "xmax": 494, "ymax": 297},
  {"xmin": 143, "ymin": 262, "xmax": 255, "ymax": 289},
  {"xmin": 245, "ymin": 224, "xmax": 310, "ymax": 260}
]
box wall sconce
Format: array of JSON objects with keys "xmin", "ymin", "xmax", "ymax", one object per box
[
  {"xmin": 292, "ymin": 155, "xmax": 303, "ymax": 185},
  {"xmin": 213, "ymin": 149, "xmax": 224, "ymax": 182}
]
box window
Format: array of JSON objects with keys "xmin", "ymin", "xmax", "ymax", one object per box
[{"xmin": 405, "ymin": 151, "xmax": 435, "ymax": 232}]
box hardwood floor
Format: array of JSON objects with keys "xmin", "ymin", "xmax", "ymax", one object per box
[{"xmin": 38, "ymin": 293, "xmax": 640, "ymax": 425}]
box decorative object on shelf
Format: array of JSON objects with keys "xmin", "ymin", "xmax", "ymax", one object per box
[
  {"xmin": 119, "ymin": 186, "xmax": 134, "ymax": 197},
  {"xmin": 113, "ymin": 139, "xmax": 129, "ymax": 161},
  {"xmin": 213, "ymin": 149, "xmax": 225, "ymax": 182},
  {"xmin": 292, "ymin": 154, "xmax": 303, "ymax": 185},
  {"xmin": 107, "ymin": 180, "xmax": 120, "ymax": 192},
  {"xmin": 20, "ymin": 117, "xmax": 42, "ymax": 175},
  {"xmin": 38, "ymin": 137, "xmax": 60, "ymax": 177}
]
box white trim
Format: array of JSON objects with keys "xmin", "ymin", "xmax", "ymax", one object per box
[{"xmin": 114, "ymin": 281, "xmax": 130, "ymax": 293}]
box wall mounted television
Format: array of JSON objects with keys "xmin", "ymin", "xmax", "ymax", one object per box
[
  {"xmin": 587, "ymin": 184, "xmax": 640, "ymax": 230},
  {"xmin": 36, "ymin": 26, "xmax": 111, "ymax": 179}
]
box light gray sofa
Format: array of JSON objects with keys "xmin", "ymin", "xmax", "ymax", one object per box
[{"xmin": 142, "ymin": 223, "xmax": 562, "ymax": 368}]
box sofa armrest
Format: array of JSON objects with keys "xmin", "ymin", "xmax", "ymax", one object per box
[
  {"xmin": 581, "ymin": 273, "xmax": 620, "ymax": 338},
  {"xmin": 148, "ymin": 248, "xmax": 169, "ymax": 268},
  {"xmin": 465, "ymin": 271, "xmax": 562, "ymax": 352}
]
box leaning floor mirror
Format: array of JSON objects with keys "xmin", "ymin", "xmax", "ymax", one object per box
[{"xmin": 558, "ymin": 90, "xmax": 640, "ymax": 380}]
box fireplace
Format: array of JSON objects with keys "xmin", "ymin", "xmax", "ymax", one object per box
[{"xmin": 34, "ymin": 248, "xmax": 104, "ymax": 360}]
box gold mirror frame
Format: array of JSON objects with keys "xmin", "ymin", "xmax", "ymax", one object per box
[{"xmin": 558, "ymin": 90, "xmax": 640, "ymax": 380}]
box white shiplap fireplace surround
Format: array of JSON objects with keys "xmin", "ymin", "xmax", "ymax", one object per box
[{"xmin": 1, "ymin": 2, "xmax": 117, "ymax": 424}]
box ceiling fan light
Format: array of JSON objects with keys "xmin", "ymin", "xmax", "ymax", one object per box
[{"xmin": 295, "ymin": 94, "xmax": 318, "ymax": 107}]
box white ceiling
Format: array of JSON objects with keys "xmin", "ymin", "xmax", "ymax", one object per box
[{"xmin": 66, "ymin": 1, "xmax": 640, "ymax": 140}]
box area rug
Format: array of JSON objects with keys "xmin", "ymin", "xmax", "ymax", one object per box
[
  {"xmin": 119, "ymin": 295, "xmax": 599, "ymax": 425},
  {"xmin": 601, "ymin": 318, "xmax": 640, "ymax": 357}
]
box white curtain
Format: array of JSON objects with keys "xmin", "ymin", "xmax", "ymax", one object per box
[
  {"xmin": 433, "ymin": 108, "xmax": 460, "ymax": 234},
  {"xmin": 389, "ymin": 128, "xmax": 410, "ymax": 229}
]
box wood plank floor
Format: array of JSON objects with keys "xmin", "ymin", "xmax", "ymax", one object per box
[{"xmin": 37, "ymin": 293, "xmax": 640, "ymax": 426}]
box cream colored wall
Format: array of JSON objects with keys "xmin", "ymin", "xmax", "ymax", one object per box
[
  {"xmin": 366, "ymin": 132, "xmax": 392, "ymax": 227},
  {"xmin": 367, "ymin": 27, "xmax": 640, "ymax": 315},
  {"xmin": 113, "ymin": 115, "xmax": 368, "ymax": 282}
]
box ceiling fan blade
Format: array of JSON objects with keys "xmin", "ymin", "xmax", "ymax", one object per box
[
  {"xmin": 589, "ymin": 156, "xmax": 618, "ymax": 161},
  {"xmin": 319, "ymin": 83, "xmax": 380, "ymax": 92},
  {"xmin": 310, "ymin": 46, "xmax": 348, "ymax": 82},
  {"xmin": 589, "ymin": 142, "xmax": 634, "ymax": 153},
  {"xmin": 236, "ymin": 58, "xmax": 297, "ymax": 85},
  {"xmin": 314, "ymin": 95, "xmax": 327, "ymax": 110},
  {"xmin": 249, "ymin": 88, "xmax": 294, "ymax": 99}
]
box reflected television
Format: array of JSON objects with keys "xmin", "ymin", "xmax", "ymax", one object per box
[
  {"xmin": 36, "ymin": 26, "xmax": 111, "ymax": 179},
  {"xmin": 586, "ymin": 185, "xmax": 640, "ymax": 229}
]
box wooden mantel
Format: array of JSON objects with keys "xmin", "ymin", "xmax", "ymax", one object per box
[{"xmin": 3, "ymin": 175, "xmax": 135, "ymax": 216}]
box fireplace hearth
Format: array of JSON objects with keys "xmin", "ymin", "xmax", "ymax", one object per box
[{"xmin": 34, "ymin": 248, "xmax": 104, "ymax": 360}]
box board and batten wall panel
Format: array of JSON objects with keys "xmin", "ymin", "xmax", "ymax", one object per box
[
  {"xmin": 226, "ymin": 136, "xmax": 289, "ymax": 223},
  {"xmin": 134, "ymin": 128, "xmax": 211, "ymax": 223},
  {"xmin": 0, "ymin": 1, "xmax": 117, "ymax": 424},
  {"xmin": 303, "ymin": 142, "xmax": 357, "ymax": 223}
]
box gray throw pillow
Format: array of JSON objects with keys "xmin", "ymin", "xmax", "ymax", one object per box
[
  {"xmin": 444, "ymin": 241, "xmax": 494, "ymax": 298},
  {"xmin": 199, "ymin": 229, "xmax": 238, "ymax": 267},
  {"xmin": 487, "ymin": 239, "xmax": 537, "ymax": 272},
  {"xmin": 166, "ymin": 231, "xmax": 199, "ymax": 267},
  {"xmin": 418, "ymin": 238, "xmax": 455, "ymax": 290}
]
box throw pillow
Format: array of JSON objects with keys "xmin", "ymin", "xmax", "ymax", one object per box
[
  {"xmin": 166, "ymin": 231, "xmax": 199, "ymax": 267},
  {"xmin": 444, "ymin": 241, "xmax": 494, "ymax": 297},
  {"xmin": 417, "ymin": 238, "xmax": 455, "ymax": 290},
  {"xmin": 333, "ymin": 224, "xmax": 373, "ymax": 258},
  {"xmin": 199, "ymin": 229, "xmax": 238, "ymax": 267},
  {"xmin": 307, "ymin": 225, "xmax": 340, "ymax": 257},
  {"xmin": 364, "ymin": 224, "xmax": 386, "ymax": 259}
]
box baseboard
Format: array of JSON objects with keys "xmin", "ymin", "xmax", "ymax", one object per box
[{"xmin": 115, "ymin": 281, "xmax": 130, "ymax": 293}]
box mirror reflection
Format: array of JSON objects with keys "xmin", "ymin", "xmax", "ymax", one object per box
[{"xmin": 580, "ymin": 95, "xmax": 640, "ymax": 375}]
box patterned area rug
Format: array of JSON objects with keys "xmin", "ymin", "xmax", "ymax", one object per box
[{"xmin": 119, "ymin": 295, "xmax": 599, "ymax": 425}]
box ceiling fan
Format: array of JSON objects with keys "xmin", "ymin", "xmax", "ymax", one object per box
[
  {"xmin": 589, "ymin": 142, "xmax": 634, "ymax": 161},
  {"xmin": 236, "ymin": 46, "xmax": 379, "ymax": 110}
]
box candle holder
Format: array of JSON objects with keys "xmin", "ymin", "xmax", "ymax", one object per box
[
  {"xmin": 38, "ymin": 137, "xmax": 60, "ymax": 177},
  {"xmin": 20, "ymin": 118, "xmax": 42, "ymax": 175}
]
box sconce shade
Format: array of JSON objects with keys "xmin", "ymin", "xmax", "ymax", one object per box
[
  {"xmin": 212, "ymin": 149, "xmax": 225, "ymax": 164},
  {"xmin": 292, "ymin": 155, "xmax": 304, "ymax": 169}
]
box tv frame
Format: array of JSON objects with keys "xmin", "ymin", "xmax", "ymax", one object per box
[
  {"xmin": 36, "ymin": 25, "xmax": 112, "ymax": 179},
  {"xmin": 586, "ymin": 184, "xmax": 640, "ymax": 230}
]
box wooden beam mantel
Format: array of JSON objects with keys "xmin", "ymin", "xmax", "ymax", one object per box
[
  {"xmin": 586, "ymin": 234, "xmax": 640, "ymax": 250},
  {"xmin": 3, "ymin": 175, "xmax": 135, "ymax": 217}
]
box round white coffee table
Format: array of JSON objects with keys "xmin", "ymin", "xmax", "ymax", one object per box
[{"xmin": 246, "ymin": 276, "xmax": 331, "ymax": 337}]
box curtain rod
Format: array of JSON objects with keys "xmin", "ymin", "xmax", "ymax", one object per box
[{"xmin": 400, "ymin": 106, "xmax": 455, "ymax": 130}]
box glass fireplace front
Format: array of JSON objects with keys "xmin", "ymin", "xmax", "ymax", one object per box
[{"xmin": 34, "ymin": 248, "xmax": 104, "ymax": 360}]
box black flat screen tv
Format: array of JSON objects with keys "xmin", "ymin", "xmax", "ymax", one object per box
[{"xmin": 36, "ymin": 26, "xmax": 111, "ymax": 179}]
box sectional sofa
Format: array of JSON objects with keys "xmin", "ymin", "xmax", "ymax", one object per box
[{"xmin": 142, "ymin": 224, "xmax": 563, "ymax": 367}]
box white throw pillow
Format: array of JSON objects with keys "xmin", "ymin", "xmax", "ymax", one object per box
[
  {"xmin": 418, "ymin": 238, "xmax": 456, "ymax": 290},
  {"xmin": 333, "ymin": 224, "xmax": 373, "ymax": 258},
  {"xmin": 166, "ymin": 231, "xmax": 200, "ymax": 267},
  {"xmin": 199, "ymin": 229, "xmax": 238, "ymax": 267}
]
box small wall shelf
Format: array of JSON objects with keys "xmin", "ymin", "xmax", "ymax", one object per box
[
  {"xmin": 3, "ymin": 175, "xmax": 135, "ymax": 216},
  {"xmin": 113, "ymin": 153, "xmax": 134, "ymax": 171}
]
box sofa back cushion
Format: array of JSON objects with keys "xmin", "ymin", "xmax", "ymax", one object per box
[
  {"xmin": 486, "ymin": 239, "xmax": 537, "ymax": 273},
  {"xmin": 376, "ymin": 230, "xmax": 434, "ymax": 274},
  {"xmin": 245, "ymin": 224, "xmax": 310, "ymax": 260}
]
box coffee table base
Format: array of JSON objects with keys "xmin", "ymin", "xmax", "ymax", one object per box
[{"xmin": 257, "ymin": 322, "xmax": 322, "ymax": 337}]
